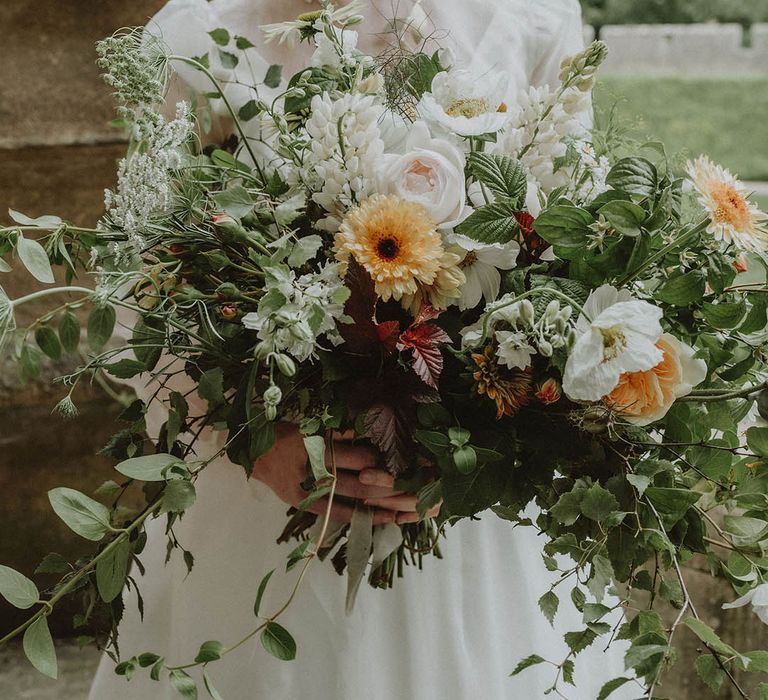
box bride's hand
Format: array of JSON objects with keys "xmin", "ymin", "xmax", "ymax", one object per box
[{"xmin": 252, "ymin": 424, "xmax": 438, "ymax": 525}]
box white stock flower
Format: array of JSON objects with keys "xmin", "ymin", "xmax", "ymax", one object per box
[
  {"xmin": 378, "ymin": 121, "xmax": 468, "ymax": 227},
  {"xmin": 448, "ymin": 234, "xmax": 519, "ymax": 311},
  {"xmin": 418, "ymin": 69, "xmax": 509, "ymax": 137},
  {"xmin": 303, "ymin": 92, "xmax": 384, "ymax": 231},
  {"xmin": 723, "ymin": 583, "xmax": 768, "ymax": 624},
  {"xmin": 563, "ymin": 285, "xmax": 664, "ymax": 402}
]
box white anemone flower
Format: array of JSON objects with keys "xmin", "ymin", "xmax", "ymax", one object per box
[
  {"xmin": 418, "ymin": 69, "xmax": 509, "ymax": 137},
  {"xmin": 723, "ymin": 583, "xmax": 768, "ymax": 624},
  {"xmin": 449, "ymin": 234, "xmax": 519, "ymax": 311},
  {"xmin": 562, "ymin": 285, "xmax": 664, "ymax": 402}
]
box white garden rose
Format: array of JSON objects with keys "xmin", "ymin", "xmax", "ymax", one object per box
[{"xmin": 378, "ymin": 121, "xmax": 468, "ymax": 227}]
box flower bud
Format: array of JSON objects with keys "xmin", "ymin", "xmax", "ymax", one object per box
[
  {"xmin": 220, "ymin": 303, "xmax": 238, "ymax": 320},
  {"xmin": 264, "ymin": 385, "xmax": 282, "ymax": 407},
  {"xmin": 273, "ymin": 353, "xmax": 297, "ymax": 377},
  {"xmin": 265, "ymin": 404, "xmax": 278, "ymax": 421},
  {"xmin": 535, "ymin": 378, "xmax": 561, "ymax": 405},
  {"xmin": 539, "ymin": 340, "xmax": 553, "ymax": 357},
  {"xmin": 519, "ymin": 300, "xmax": 535, "ymax": 326},
  {"xmin": 544, "ymin": 299, "xmax": 561, "ymax": 323}
]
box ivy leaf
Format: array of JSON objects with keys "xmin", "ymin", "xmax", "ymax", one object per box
[
  {"xmin": 0, "ymin": 565, "xmax": 39, "ymax": 609},
  {"xmin": 466, "ymin": 152, "xmax": 527, "ymax": 205},
  {"xmin": 16, "ymin": 235, "xmax": 55, "ymax": 284},
  {"xmin": 397, "ymin": 323, "xmax": 451, "ymax": 389},
  {"xmin": 23, "ymin": 616, "xmax": 57, "ymax": 679},
  {"xmin": 48, "ymin": 487, "xmax": 112, "ymax": 541},
  {"xmin": 538, "ymin": 590, "xmax": 559, "ymax": 626},
  {"xmin": 510, "ymin": 654, "xmax": 546, "ymax": 676},
  {"xmin": 260, "ymin": 622, "xmax": 296, "ymax": 661},
  {"xmin": 580, "ymin": 483, "xmax": 620, "ymax": 521}
]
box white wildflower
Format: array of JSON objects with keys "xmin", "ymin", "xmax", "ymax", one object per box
[
  {"xmin": 311, "ymin": 29, "xmax": 359, "ymax": 71},
  {"xmin": 723, "ymin": 583, "xmax": 768, "ymax": 624},
  {"xmin": 495, "ymin": 330, "xmax": 535, "ymax": 370}
]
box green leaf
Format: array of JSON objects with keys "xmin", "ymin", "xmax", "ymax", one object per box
[
  {"xmin": 587, "ymin": 554, "xmax": 614, "ymax": 602},
  {"xmin": 624, "ymin": 643, "xmax": 667, "ymax": 671},
  {"xmin": 746, "ymin": 426, "xmax": 768, "ymax": 457},
  {"xmin": 260, "ymin": 622, "xmax": 296, "ymax": 661},
  {"xmin": 550, "ymin": 489, "xmax": 585, "ymax": 526},
  {"xmin": 58, "ymin": 311, "xmax": 80, "ymax": 353},
  {"xmin": 538, "ymin": 590, "xmax": 559, "ymax": 625},
  {"xmin": 510, "ymin": 654, "xmax": 546, "ymax": 676},
  {"xmin": 16, "ymin": 235, "xmax": 54, "ymax": 284},
  {"xmin": 169, "ymin": 669, "xmax": 198, "ymax": 699},
  {"xmin": 597, "ymin": 677, "xmax": 632, "ymax": 700},
  {"xmin": 564, "ymin": 628, "xmax": 598, "ymax": 654},
  {"xmin": 455, "ymin": 202, "xmax": 519, "ymax": 244},
  {"xmin": 580, "ymin": 483, "xmax": 620, "ymax": 521},
  {"xmin": 452, "ymin": 445, "xmax": 477, "ymax": 474},
  {"xmin": 287, "ymin": 235, "xmax": 322, "ymax": 267},
  {"xmin": 198, "ymin": 367, "xmax": 225, "ymax": 404},
  {"xmin": 466, "ymin": 152, "xmax": 526, "ymax": 205},
  {"xmin": 345, "ymin": 507, "xmax": 373, "ymax": 613},
  {"xmin": 296, "ymin": 485, "xmax": 332, "ymax": 511},
  {"xmin": 23, "ymin": 616, "xmax": 57, "ymax": 679},
  {"xmin": 203, "ymin": 668, "xmax": 224, "ymax": 700},
  {"xmin": 695, "ymin": 654, "xmax": 726, "ymax": 692},
  {"xmin": 195, "ymin": 640, "xmax": 224, "ymax": 663},
  {"xmin": 655, "ymin": 272, "xmax": 705, "ymax": 306},
  {"xmin": 0, "ymin": 565, "xmax": 39, "ymax": 609},
  {"xmin": 95, "ymin": 537, "xmax": 130, "ymax": 602},
  {"xmin": 217, "ymin": 49, "xmax": 238, "ymax": 69},
  {"xmin": 161, "ymin": 480, "xmax": 197, "ymax": 514},
  {"xmin": 9, "ymin": 209, "xmax": 62, "ymax": 228},
  {"xmin": 138, "ymin": 652, "xmax": 161, "ymax": 668},
  {"xmin": 645, "ymin": 487, "xmax": 700, "ymax": 525},
  {"xmin": 35, "ymin": 325, "xmax": 61, "ymax": 360},
  {"xmin": 702, "ymin": 301, "xmax": 746, "ymax": 329},
  {"xmin": 606, "ymin": 157, "xmax": 658, "ymax": 197},
  {"xmin": 264, "ymin": 64, "xmax": 283, "ymax": 88},
  {"xmin": 87, "ymin": 305, "xmax": 116, "ymax": 350},
  {"xmin": 48, "ymin": 487, "xmax": 112, "ymax": 541},
  {"xmin": 534, "ymin": 205, "xmax": 593, "ymax": 254},
  {"xmin": 416, "ymin": 480, "xmax": 442, "ymax": 518},
  {"xmin": 34, "ymin": 553, "xmax": 69, "ymax": 575},
  {"xmin": 235, "ymin": 35, "xmax": 255, "ymax": 49},
  {"xmin": 598, "ymin": 200, "xmax": 646, "ymax": 235},
  {"xmin": 208, "ymin": 28, "xmax": 230, "ymax": 45},
  {"xmin": 115, "ymin": 453, "xmax": 180, "ymax": 481},
  {"xmin": 238, "ymin": 99, "xmax": 261, "ymax": 122},
  {"xmin": 685, "ymin": 618, "xmax": 748, "ymax": 666},
  {"xmin": 723, "ymin": 515, "xmax": 768, "ymax": 547},
  {"xmin": 105, "ymin": 358, "xmax": 145, "ymax": 379},
  {"xmin": 212, "ymin": 184, "xmax": 253, "ymax": 218},
  {"xmin": 254, "ymin": 569, "xmax": 275, "ymax": 617},
  {"xmin": 414, "ymin": 430, "xmax": 451, "ymax": 455},
  {"xmin": 303, "ymin": 435, "xmax": 330, "ymax": 481}
]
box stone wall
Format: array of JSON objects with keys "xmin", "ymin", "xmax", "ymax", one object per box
[{"xmin": 0, "ymin": 3, "xmax": 767, "ymax": 697}]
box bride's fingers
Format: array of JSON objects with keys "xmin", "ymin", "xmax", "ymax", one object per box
[
  {"xmin": 308, "ymin": 497, "xmax": 396, "ymax": 526},
  {"xmin": 334, "ymin": 471, "xmax": 403, "ymax": 500},
  {"xmin": 363, "ymin": 493, "xmax": 418, "ymax": 512},
  {"xmin": 357, "ymin": 468, "xmax": 395, "ymax": 489},
  {"xmin": 396, "ymin": 504, "xmax": 441, "ymax": 525},
  {"xmin": 325, "ymin": 442, "xmax": 379, "ymax": 471}
]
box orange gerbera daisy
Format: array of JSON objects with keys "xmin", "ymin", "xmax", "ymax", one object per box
[
  {"xmin": 472, "ymin": 345, "xmax": 533, "ymax": 419},
  {"xmin": 334, "ymin": 194, "xmax": 444, "ymax": 302}
]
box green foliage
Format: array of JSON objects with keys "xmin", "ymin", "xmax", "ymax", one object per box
[
  {"xmin": 0, "ymin": 565, "xmax": 39, "ymax": 609},
  {"xmin": 260, "ymin": 622, "xmax": 297, "ymax": 661},
  {"xmin": 23, "ymin": 617, "xmax": 57, "ymax": 679}
]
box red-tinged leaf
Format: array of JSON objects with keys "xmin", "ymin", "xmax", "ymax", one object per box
[
  {"xmin": 376, "ymin": 321, "xmax": 400, "ymax": 354},
  {"xmin": 413, "ymin": 303, "xmax": 441, "ymax": 325},
  {"xmin": 397, "ymin": 324, "xmax": 451, "ymax": 389},
  {"xmin": 339, "ymin": 261, "xmax": 379, "ymax": 353},
  {"xmin": 513, "ymin": 211, "xmax": 535, "ymax": 236},
  {"xmin": 364, "ymin": 403, "xmax": 414, "ymax": 475},
  {"xmin": 515, "ymin": 211, "xmax": 550, "ymax": 259}
]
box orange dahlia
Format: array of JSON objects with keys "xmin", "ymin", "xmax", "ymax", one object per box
[
  {"xmin": 334, "ymin": 194, "xmax": 444, "ymax": 302},
  {"xmin": 472, "ymin": 345, "xmax": 533, "ymax": 419}
]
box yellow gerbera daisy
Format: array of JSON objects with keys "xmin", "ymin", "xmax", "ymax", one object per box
[
  {"xmin": 687, "ymin": 155, "xmax": 768, "ymax": 252},
  {"xmin": 334, "ymin": 194, "xmax": 444, "ymax": 302},
  {"xmin": 402, "ymin": 246, "xmax": 466, "ymax": 314}
]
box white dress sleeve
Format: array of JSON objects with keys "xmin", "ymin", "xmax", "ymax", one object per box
[{"xmin": 527, "ymin": 0, "xmax": 586, "ymax": 89}]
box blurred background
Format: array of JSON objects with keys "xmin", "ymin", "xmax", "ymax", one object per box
[{"xmin": 0, "ymin": 0, "xmax": 767, "ymax": 697}]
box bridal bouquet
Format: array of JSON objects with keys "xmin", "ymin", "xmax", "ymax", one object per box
[{"xmin": 3, "ymin": 2, "xmax": 768, "ymax": 697}]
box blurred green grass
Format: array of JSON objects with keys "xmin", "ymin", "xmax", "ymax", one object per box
[{"xmin": 594, "ymin": 77, "xmax": 768, "ymax": 195}]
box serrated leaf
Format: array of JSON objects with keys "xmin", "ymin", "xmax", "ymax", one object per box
[
  {"xmin": 23, "ymin": 616, "xmax": 57, "ymax": 679},
  {"xmin": 510, "ymin": 654, "xmax": 546, "ymax": 676},
  {"xmin": 685, "ymin": 617, "xmax": 748, "ymax": 666},
  {"xmin": 260, "ymin": 622, "xmax": 296, "ymax": 661},
  {"xmin": 550, "ymin": 489, "xmax": 585, "ymax": 526},
  {"xmin": 17, "ymin": 235, "xmax": 54, "ymax": 284},
  {"xmin": 538, "ymin": 590, "xmax": 559, "ymax": 626},
  {"xmin": 695, "ymin": 654, "xmax": 726, "ymax": 692},
  {"xmin": 48, "ymin": 487, "xmax": 112, "ymax": 541},
  {"xmin": 564, "ymin": 628, "xmax": 598, "ymax": 654},
  {"xmin": 455, "ymin": 202, "xmax": 519, "ymax": 244},
  {"xmin": 624, "ymin": 643, "xmax": 667, "ymax": 670},
  {"xmin": 580, "ymin": 483, "xmax": 620, "ymax": 521},
  {"xmin": 597, "ymin": 677, "xmax": 632, "ymax": 700},
  {"xmin": 466, "ymin": 152, "xmax": 526, "ymax": 205},
  {"xmin": 115, "ymin": 453, "xmax": 180, "ymax": 481},
  {"xmin": 0, "ymin": 565, "xmax": 39, "ymax": 609},
  {"xmin": 87, "ymin": 305, "xmax": 116, "ymax": 350},
  {"xmin": 654, "ymin": 272, "xmax": 705, "ymax": 306},
  {"xmin": 198, "ymin": 367, "xmax": 225, "ymax": 404},
  {"xmin": 96, "ymin": 537, "xmax": 130, "ymax": 602}
]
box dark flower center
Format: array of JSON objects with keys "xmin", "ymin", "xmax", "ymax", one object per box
[{"xmin": 376, "ymin": 237, "xmax": 399, "ymax": 260}]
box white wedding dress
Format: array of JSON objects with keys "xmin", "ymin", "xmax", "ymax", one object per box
[{"xmin": 89, "ymin": 2, "xmax": 634, "ymax": 698}]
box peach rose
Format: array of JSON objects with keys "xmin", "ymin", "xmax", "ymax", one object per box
[{"xmin": 604, "ymin": 334, "xmax": 706, "ymax": 426}]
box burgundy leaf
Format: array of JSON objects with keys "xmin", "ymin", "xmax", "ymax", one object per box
[
  {"xmin": 397, "ymin": 324, "xmax": 451, "ymax": 390},
  {"xmin": 364, "ymin": 403, "xmax": 414, "ymax": 476},
  {"xmin": 376, "ymin": 321, "xmax": 400, "ymax": 354},
  {"xmin": 339, "ymin": 260, "xmax": 379, "ymax": 353},
  {"xmin": 514, "ymin": 210, "xmax": 550, "ymax": 259}
]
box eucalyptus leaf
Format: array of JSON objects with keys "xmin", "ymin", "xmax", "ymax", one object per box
[
  {"xmin": 16, "ymin": 235, "xmax": 55, "ymax": 284},
  {"xmin": 23, "ymin": 616, "xmax": 57, "ymax": 679},
  {"xmin": 48, "ymin": 487, "xmax": 112, "ymax": 541},
  {"xmin": 0, "ymin": 565, "xmax": 39, "ymax": 609}
]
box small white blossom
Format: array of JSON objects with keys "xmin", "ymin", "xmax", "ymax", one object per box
[
  {"xmin": 495, "ymin": 330, "xmax": 535, "ymax": 370},
  {"xmin": 723, "ymin": 583, "xmax": 768, "ymax": 624},
  {"xmin": 311, "ymin": 29, "xmax": 359, "ymax": 71}
]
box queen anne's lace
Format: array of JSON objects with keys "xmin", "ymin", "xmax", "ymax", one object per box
[{"xmin": 302, "ymin": 92, "xmax": 384, "ymax": 231}]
